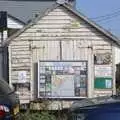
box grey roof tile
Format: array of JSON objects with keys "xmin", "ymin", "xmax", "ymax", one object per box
[{"xmin": 0, "ymin": 0, "xmax": 55, "ymax": 23}]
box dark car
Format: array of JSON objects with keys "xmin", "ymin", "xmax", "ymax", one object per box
[
  {"xmin": 0, "ymin": 79, "xmax": 19, "ymax": 120},
  {"xmin": 69, "ymin": 95, "xmax": 120, "ymax": 120}
]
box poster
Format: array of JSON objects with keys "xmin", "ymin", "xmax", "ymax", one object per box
[
  {"xmin": 38, "ymin": 61, "xmax": 88, "ymax": 98},
  {"xmin": 94, "ymin": 65, "xmax": 113, "ymax": 89},
  {"xmin": 95, "ymin": 65, "xmax": 112, "ymax": 77},
  {"xmin": 105, "ymin": 79, "xmax": 112, "ymax": 88},
  {"xmin": 51, "ymin": 75, "xmax": 74, "ymax": 97},
  {"xmin": 94, "ymin": 77, "xmax": 112, "ymax": 89},
  {"xmin": 18, "ymin": 71, "xmax": 27, "ymax": 83}
]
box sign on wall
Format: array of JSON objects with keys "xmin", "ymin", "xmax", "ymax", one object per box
[
  {"xmin": 94, "ymin": 77, "xmax": 112, "ymax": 89},
  {"xmin": 38, "ymin": 61, "xmax": 88, "ymax": 98},
  {"xmin": 94, "ymin": 65, "xmax": 112, "ymax": 89},
  {"xmin": 95, "ymin": 65, "xmax": 112, "ymax": 77},
  {"xmin": 18, "ymin": 71, "xmax": 27, "ymax": 83},
  {"xmin": 94, "ymin": 53, "xmax": 112, "ymax": 65}
]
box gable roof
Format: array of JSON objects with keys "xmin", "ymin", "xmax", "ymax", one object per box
[{"xmin": 3, "ymin": 2, "xmax": 120, "ymax": 47}]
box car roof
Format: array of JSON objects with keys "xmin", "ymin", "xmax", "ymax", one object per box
[{"xmin": 0, "ymin": 80, "xmax": 13, "ymax": 96}]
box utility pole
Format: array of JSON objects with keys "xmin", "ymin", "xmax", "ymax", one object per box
[{"xmin": 0, "ymin": 11, "xmax": 7, "ymax": 82}]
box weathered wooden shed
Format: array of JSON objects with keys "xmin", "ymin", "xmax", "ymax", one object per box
[{"xmin": 4, "ymin": 2, "xmax": 120, "ymax": 107}]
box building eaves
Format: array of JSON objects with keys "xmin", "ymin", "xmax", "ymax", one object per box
[{"xmin": 8, "ymin": 14, "xmax": 26, "ymax": 25}]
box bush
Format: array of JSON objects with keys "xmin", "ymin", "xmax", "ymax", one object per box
[{"xmin": 19, "ymin": 111, "xmax": 56, "ymax": 120}]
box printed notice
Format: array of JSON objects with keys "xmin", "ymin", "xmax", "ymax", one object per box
[
  {"xmin": 18, "ymin": 71, "xmax": 27, "ymax": 83},
  {"xmin": 106, "ymin": 79, "xmax": 112, "ymax": 88}
]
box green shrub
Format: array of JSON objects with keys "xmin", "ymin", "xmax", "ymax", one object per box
[{"xmin": 19, "ymin": 111, "xmax": 56, "ymax": 120}]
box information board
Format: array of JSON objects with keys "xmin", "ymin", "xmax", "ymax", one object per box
[
  {"xmin": 94, "ymin": 77, "xmax": 112, "ymax": 89},
  {"xmin": 38, "ymin": 61, "xmax": 88, "ymax": 98}
]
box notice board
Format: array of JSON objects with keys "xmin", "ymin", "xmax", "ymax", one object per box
[{"xmin": 94, "ymin": 77, "xmax": 112, "ymax": 89}]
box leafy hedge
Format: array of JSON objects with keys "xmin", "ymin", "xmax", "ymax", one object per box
[{"xmin": 18, "ymin": 111, "xmax": 56, "ymax": 120}]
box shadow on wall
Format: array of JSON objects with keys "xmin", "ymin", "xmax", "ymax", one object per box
[
  {"xmin": 0, "ymin": 47, "xmax": 9, "ymax": 83},
  {"xmin": 33, "ymin": 63, "xmax": 38, "ymax": 99},
  {"xmin": 116, "ymin": 63, "xmax": 120, "ymax": 94}
]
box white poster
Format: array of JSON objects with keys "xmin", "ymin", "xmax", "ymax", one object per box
[
  {"xmin": 51, "ymin": 75, "xmax": 74, "ymax": 97},
  {"xmin": 106, "ymin": 79, "xmax": 112, "ymax": 88},
  {"xmin": 95, "ymin": 65, "xmax": 112, "ymax": 77},
  {"xmin": 18, "ymin": 71, "xmax": 27, "ymax": 83}
]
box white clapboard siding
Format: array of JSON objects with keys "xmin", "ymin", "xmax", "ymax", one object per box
[
  {"xmin": 9, "ymin": 6, "xmax": 116, "ymax": 104},
  {"xmin": 115, "ymin": 47, "xmax": 120, "ymax": 64}
]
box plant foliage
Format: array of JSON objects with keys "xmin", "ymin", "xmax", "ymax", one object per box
[{"xmin": 19, "ymin": 111, "xmax": 56, "ymax": 120}]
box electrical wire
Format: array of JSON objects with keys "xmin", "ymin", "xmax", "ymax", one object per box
[
  {"xmin": 92, "ymin": 9, "xmax": 120, "ymax": 19},
  {"xmin": 91, "ymin": 8, "xmax": 120, "ymax": 22},
  {"xmin": 95, "ymin": 13, "xmax": 120, "ymax": 22}
]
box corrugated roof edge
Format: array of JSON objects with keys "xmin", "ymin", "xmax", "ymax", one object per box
[
  {"xmin": 8, "ymin": 14, "xmax": 26, "ymax": 25},
  {"xmin": 3, "ymin": 2, "xmax": 120, "ymax": 47}
]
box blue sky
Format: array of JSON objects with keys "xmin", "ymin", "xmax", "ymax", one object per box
[{"xmin": 76, "ymin": 0, "xmax": 120, "ymax": 37}]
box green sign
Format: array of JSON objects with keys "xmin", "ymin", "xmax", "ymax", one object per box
[{"xmin": 94, "ymin": 77, "xmax": 112, "ymax": 89}]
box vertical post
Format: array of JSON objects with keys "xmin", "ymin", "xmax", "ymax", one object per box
[
  {"xmin": 0, "ymin": 11, "xmax": 7, "ymax": 82},
  {"xmin": 1, "ymin": 30, "xmax": 3, "ymax": 44},
  {"xmin": 59, "ymin": 40, "xmax": 62, "ymax": 60},
  {"xmin": 8, "ymin": 45, "xmax": 12, "ymax": 86},
  {"xmin": 112, "ymin": 45, "xmax": 116, "ymax": 95},
  {"xmin": 87, "ymin": 46, "xmax": 94, "ymax": 98},
  {"xmin": 29, "ymin": 40, "xmax": 34, "ymax": 101},
  {"xmin": 1, "ymin": 30, "xmax": 4, "ymax": 80}
]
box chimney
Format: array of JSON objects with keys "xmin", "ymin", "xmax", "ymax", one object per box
[
  {"xmin": 56, "ymin": 0, "xmax": 76, "ymax": 7},
  {"xmin": 56, "ymin": 0, "xmax": 68, "ymax": 4}
]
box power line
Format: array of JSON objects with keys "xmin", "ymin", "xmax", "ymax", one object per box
[
  {"xmin": 95, "ymin": 13, "xmax": 120, "ymax": 22},
  {"xmin": 92, "ymin": 9, "xmax": 120, "ymax": 19},
  {"xmin": 90, "ymin": 8, "xmax": 120, "ymax": 22}
]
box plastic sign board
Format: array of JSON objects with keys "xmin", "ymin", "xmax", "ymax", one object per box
[
  {"xmin": 38, "ymin": 61, "xmax": 88, "ymax": 98},
  {"xmin": 94, "ymin": 77, "xmax": 112, "ymax": 89}
]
